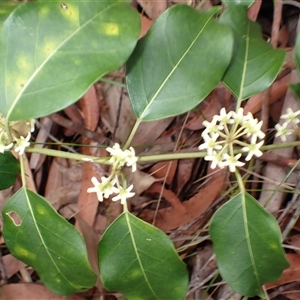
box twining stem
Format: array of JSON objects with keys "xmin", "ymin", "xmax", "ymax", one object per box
[
  {"xmin": 26, "ymin": 148, "xmax": 111, "ymax": 164},
  {"xmin": 26, "ymin": 140, "xmax": 300, "ymax": 164}
]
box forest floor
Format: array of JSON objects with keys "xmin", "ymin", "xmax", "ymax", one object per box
[{"xmin": 2, "ymin": 0, "xmax": 300, "ymax": 299}]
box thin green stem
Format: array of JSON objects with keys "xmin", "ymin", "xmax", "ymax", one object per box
[
  {"xmin": 262, "ymin": 141, "xmax": 300, "ymax": 150},
  {"xmin": 26, "ymin": 147, "xmax": 111, "ymax": 164},
  {"xmin": 26, "ymin": 139, "xmax": 300, "ymax": 165},
  {"xmin": 123, "ymin": 201, "xmax": 129, "ymax": 213},
  {"xmin": 19, "ymin": 154, "xmax": 27, "ymax": 188},
  {"xmin": 235, "ymin": 169, "xmax": 245, "ymax": 194},
  {"xmin": 123, "ymin": 119, "xmax": 142, "ymax": 149},
  {"xmin": 235, "ymin": 99, "xmax": 242, "ymax": 112}
]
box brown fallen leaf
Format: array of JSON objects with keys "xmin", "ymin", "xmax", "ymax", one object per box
[
  {"xmin": 75, "ymin": 216, "xmax": 102, "ymax": 291},
  {"xmin": 76, "ymin": 85, "xmax": 103, "ymax": 229},
  {"xmin": 176, "ymin": 158, "xmax": 195, "ymax": 195},
  {"xmin": 3, "ymin": 255, "xmax": 27, "ymax": 279},
  {"xmin": 77, "ymin": 162, "xmax": 101, "ymax": 228},
  {"xmin": 139, "ymin": 14, "xmax": 152, "ymax": 38},
  {"xmin": 149, "ymin": 160, "xmax": 178, "ymax": 185},
  {"xmin": 143, "ymin": 170, "xmax": 227, "ymax": 231},
  {"xmin": 63, "ymin": 104, "xmax": 84, "ymax": 136},
  {"xmin": 286, "ymin": 235, "xmax": 300, "ymax": 255},
  {"xmin": 244, "ymin": 73, "xmax": 290, "ymax": 116},
  {"xmin": 1, "ymin": 283, "xmax": 84, "ymax": 300}
]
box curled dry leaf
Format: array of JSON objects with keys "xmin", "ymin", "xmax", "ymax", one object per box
[
  {"xmin": 126, "ymin": 168, "xmax": 157, "ymax": 197},
  {"xmin": 142, "ymin": 170, "xmax": 227, "ymax": 231},
  {"xmin": 149, "ymin": 160, "xmax": 178, "ymax": 185},
  {"xmin": 63, "ymin": 104, "xmax": 84, "ymax": 137},
  {"xmin": 3, "ymin": 255, "xmax": 27, "ymax": 279}
]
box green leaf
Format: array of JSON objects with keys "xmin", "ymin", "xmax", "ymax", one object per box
[
  {"xmin": 222, "ymin": 0, "xmax": 255, "ymax": 7},
  {"xmin": 0, "ymin": 0, "xmax": 19, "ymax": 29},
  {"xmin": 295, "ymin": 33, "xmax": 300, "ymax": 78},
  {"xmin": 209, "ymin": 192, "xmax": 289, "ymax": 297},
  {"xmin": 289, "ymin": 82, "xmax": 300, "ymax": 100},
  {"xmin": 2, "ymin": 188, "xmax": 96, "ymax": 295},
  {"xmin": 0, "ymin": 152, "xmax": 20, "ymax": 190},
  {"xmin": 126, "ymin": 5, "xmax": 233, "ymax": 121},
  {"xmin": 0, "ymin": 0, "xmax": 140, "ymax": 121},
  {"xmin": 99, "ymin": 211, "xmax": 188, "ymax": 300},
  {"xmin": 220, "ymin": 5, "xmax": 285, "ymax": 100}
]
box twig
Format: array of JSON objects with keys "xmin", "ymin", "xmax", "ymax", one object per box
[
  {"xmin": 284, "ymin": 0, "xmax": 300, "ymax": 9},
  {"xmin": 271, "ymin": 0, "xmax": 283, "ymax": 47}
]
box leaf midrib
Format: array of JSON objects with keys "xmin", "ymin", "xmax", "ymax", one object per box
[
  {"xmin": 238, "ymin": 22, "xmax": 250, "ymax": 100},
  {"xmin": 126, "ymin": 212, "xmax": 159, "ymax": 299},
  {"xmin": 139, "ymin": 11, "xmax": 215, "ymax": 120},
  {"xmin": 6, "ymin": 1, "xmax": 117, "ymax": 120},
  {"xmin": 24, "ymin": 188, "xmax": 77, "ymax": 289},
  {"xmin": 242, "ymin": 192, "xmax": 261, "ymax": 287}
]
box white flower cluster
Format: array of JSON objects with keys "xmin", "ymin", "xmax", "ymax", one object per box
[
  {"xmin": 0, "ymin": 116, "xmax": 35, "ymax": 155},
  {"xmin": 87, "ymin": 143, "xmax": 137, "ymax": 205},
  {"xmin": 198, "ymin": 108, "xmax": 265, "ymax": 172},
  {"xmin": 275, "ymin": 108, "xmax": 300, "ymax": 142}
]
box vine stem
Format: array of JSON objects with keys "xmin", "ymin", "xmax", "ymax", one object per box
[
  {"xmin": 26, "ymin": 148, "xmax": 111, "ymax": 164},
  {"xmin": 19, "ymin": 154, "xmax": 27, "ymax": 188},
  {"xmin": 26, "ymin": 140, "xmax": 300, "ymax": 163}
]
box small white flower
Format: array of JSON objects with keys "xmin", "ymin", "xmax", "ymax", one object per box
[
  {"xmin": 281, "ymin": 108, "xmax": 300, "ymax": 125},
  {"xmin": 243, "ymin": 119, "xmax": 265, "ymax": 141},
  {"xmin": 87, "ymin": 176, "xmax": 118, "ymax": 202},
  {"xmin": 0, "ymin": 141, "xmax": 13, "ymax": 153},
  {"xmin": 203, "ymin": 150, "xmax": 224, "ymax": 169},
  {"xmin": 275, "ymin": 122, "xmax": 291, "ymax": 142},
  {"xmin": 106, "ymin": 143, "xmax": 138, "ymax": 172},
  {"xmin": 203, "ymin": 117, "xmax": 223, "ymax": 133},
  {"xmin": 199, "ymin": 108, "xmax": 264, "ymax": 172},
  {"xmin": 199, "ymin": 132, "xmax": 222, "ymax": 153},
  {"xmin": 112, "ymin": 184, "xmax": 135, "ymax": 205},
  {"xmin": 106, "ymin": 143, "xmax": 128, "ymax": 167},
  {"xmin": 242, "ymin": 140, "xmax": 264, "ymax": 161},
  {"xmin": 220, "ymin": 153, "xmax": 245, "ymax": 172},
  {"xmin": 124, "ymin": 147, "xmax": 138, "ymax": 172},
  {"xmin": 218, "ymin": 108, "xmax": 233, "ymax": 124},
  {"xmin": 14, "ymin": 132, "xmax": 31, "ymax": 155},
  {"xmin": 231, "ymin": 107, "xmax": 246, "ymax": 125}
]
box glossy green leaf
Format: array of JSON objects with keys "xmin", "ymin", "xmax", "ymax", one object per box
[
  {"xmin": 2, "ymin": 188, "xmax": 96, "ymax": 295},
  {"xmin": 0, "ymin": 0, "xmax": 140, "ymax": 121},
  {"xmin": 295, "ymin": 33, "xmax": 300, "ymax": 79},
  {"xmin": 126, "ymin": 5, "xmax": 233, "ymax": 121},
  {"xmin": 0, "ymin": 152, "xmax": 20, "ymax": 190},
  {"xmin": 222, "ymin": 0, "xmax": 255, "ymax": 7},
  {"xmin": 220, "ymin": 5, "xmax": 285, "ymax": 100},
  {"xmin": 99, "ymin": 211, "xmax": 188, "ymax": 300},
  {"xmin": 289, "ymin": 82, "xmax": 300, "ymax": 100},
  {"xmin": 0, "ymin": 0, "xmax": 19, "ymax": 29},
  {"xmin": 210, "ymin": 192, "xmax": 289, "ymax": 297}
]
